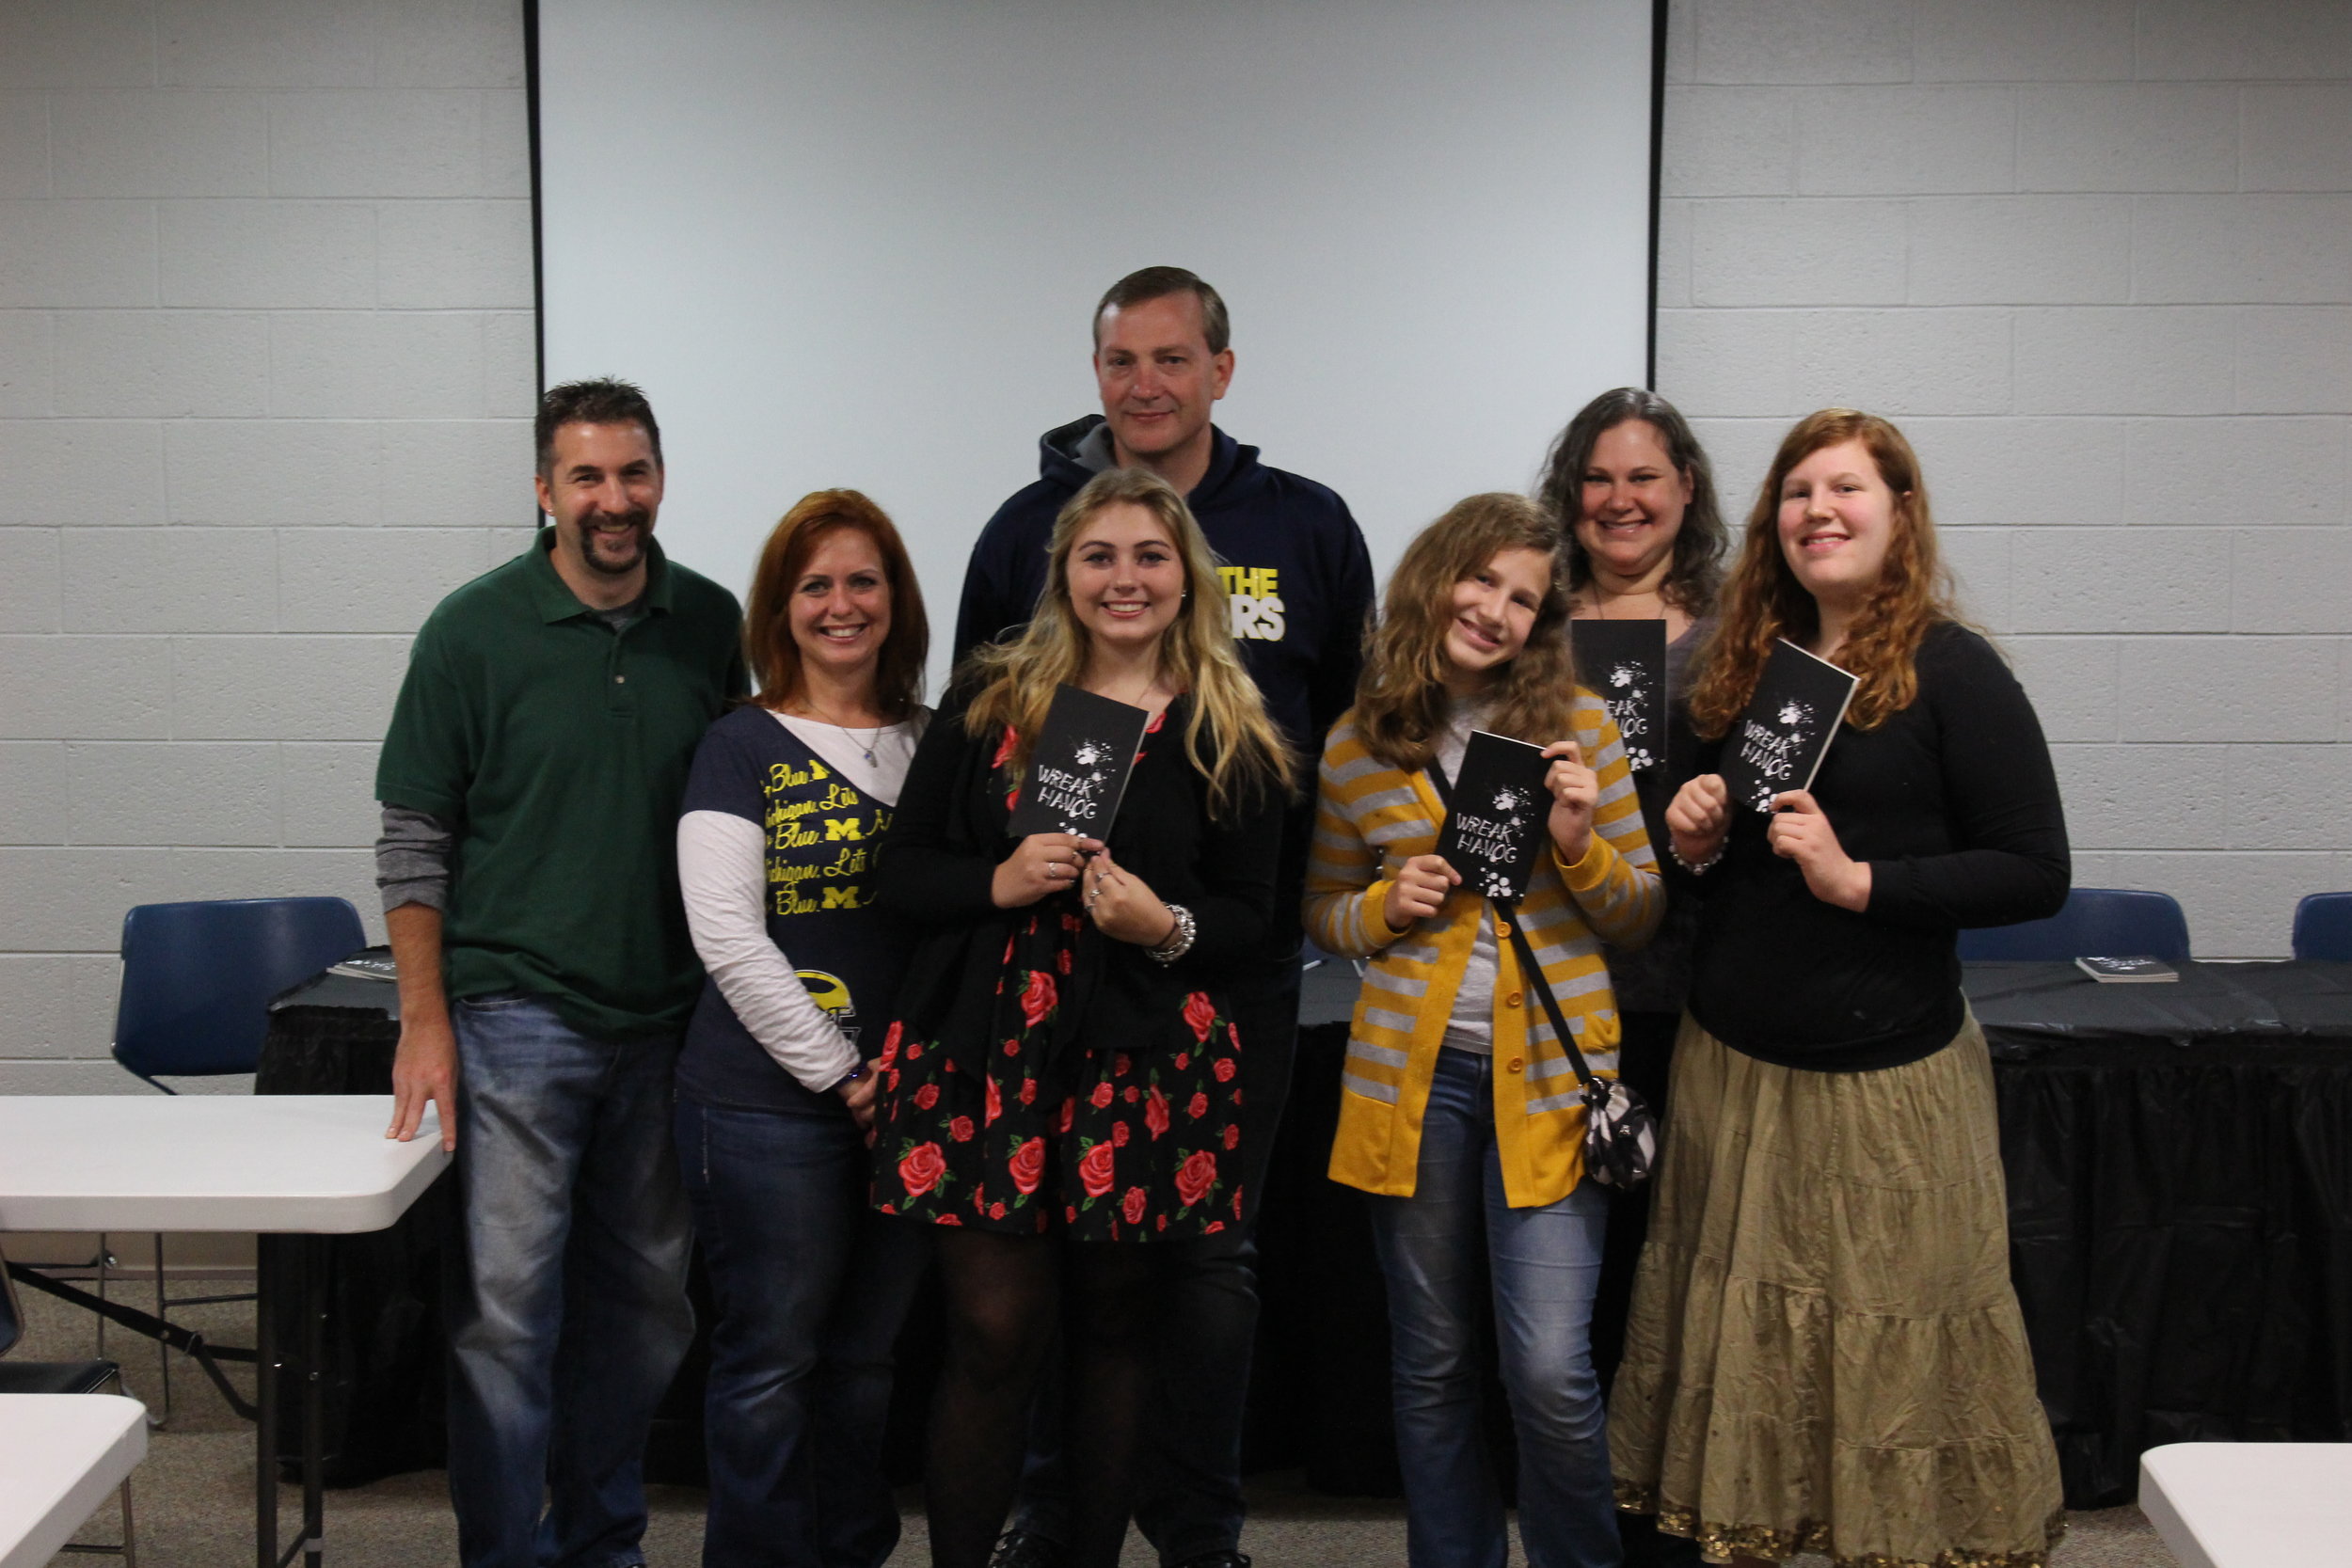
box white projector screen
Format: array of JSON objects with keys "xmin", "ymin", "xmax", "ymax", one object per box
[{"xmin": 538, "ymin": 0, "xmax": 1657, "ymax": 690}]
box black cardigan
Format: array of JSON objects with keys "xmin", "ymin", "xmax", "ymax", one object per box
[
  {"xmin": 1686, "ymin": 623, "xmax": 2071, "ymax": 1072},
  {"xmin": 874, "ymin": 691, "xmax": 1285, "ymax": 1077}
]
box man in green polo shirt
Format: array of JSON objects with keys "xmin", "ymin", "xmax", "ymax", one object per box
[{"xmin": 374, "ymin": 378, "xmax": 744, "ymax": 1568}]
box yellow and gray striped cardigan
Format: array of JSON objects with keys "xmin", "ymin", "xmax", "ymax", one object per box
[{"xmin": 1304, "ymin": 694, "xmax": 1661, "ymax": 1207}]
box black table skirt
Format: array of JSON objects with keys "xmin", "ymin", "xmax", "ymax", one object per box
[
  {"xmin": 255, "ymin": 1002, "xmax": 453, "ymax": 1485},
  {"xmin": 257, "ymin": 961, "xmax": 2352, "ymax": 1510},
  {"xmin": 1261, "ymin": 962, "xmax": 2352, "ymax": 1508},
  {"xmin": 1970, "ymin": 961, "xmax": 2352, "ymax": 1506}
]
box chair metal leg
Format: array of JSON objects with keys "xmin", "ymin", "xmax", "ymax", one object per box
[
  {"xmin": 53, "ymin": 1479, "xmax": 135, "ymax": 1563},
  {"xmin": 56, "ymin": 1370, "xmax": 142, "ymax": 1562}
]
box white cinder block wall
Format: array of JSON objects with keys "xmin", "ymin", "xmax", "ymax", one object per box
[
  {"xmin": 0, "ymin": 0, "xmax": 534, "ymax": 1090},
  {"xmin": 3, "ymin": 2, "xmax": 2348, "ymax": 1095},
  {"xmin": 1657, "ymin": 0, "xmax": 2352, "ymax": 957}
]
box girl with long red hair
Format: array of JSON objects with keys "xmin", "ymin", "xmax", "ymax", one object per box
[{"xmin": 1608, "ymin": 410, "xmax": 2071, "ymax": 1568}]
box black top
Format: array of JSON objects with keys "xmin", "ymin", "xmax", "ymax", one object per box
[
  {"xmin": 875, "ymin": 690, "xmax": 1285, "ymax": 1083},
  {"xmin": 1687, "ymin": 622, "xmax": 2071, "ymax": 1072},
  {"xmin": 1605, "ymin": 615, "xmax": 1712, "ymax": 1015},
  {"xmin": 675, "ymin": 707, "xmax": 914, "ymax": 1117}
]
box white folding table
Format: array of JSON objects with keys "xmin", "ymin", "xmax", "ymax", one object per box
[
  {"xmin": 0, "ymin": 1095, "xmax": 448, "ymax": 1568},
  {"xmin": 2139, "ymin": 1442, "xmax": 2352, "ymax": 1568},
  {"xmin": 0, "ymin": 1393, "xmax": 147, "ymax": 1568}
]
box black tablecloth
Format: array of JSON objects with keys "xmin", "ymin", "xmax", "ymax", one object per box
[
  {"xmin": 1257, "ymin": 960, "xmax": 2352, "ymax": 1507},
  {"xmin": 257, "ymin": 969, "xmax": 450, "ymax": 1485},
  {"xmin": 255, "ymin": 956, "xmax": 2352, "ymax": 1509},
  {"xmin": 1965, "ymin": 961, "xmax": 2352, "ymax": 1506}
]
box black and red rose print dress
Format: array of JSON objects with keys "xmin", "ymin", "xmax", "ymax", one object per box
[{"xmin": 870, "ymin": 720, "xmax": 1245, "ymax": 1242}]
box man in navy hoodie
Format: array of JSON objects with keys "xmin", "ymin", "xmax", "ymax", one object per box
[{"xmin": 957, "ymin": 267, "xmax": 1374, "ymax": 1568}]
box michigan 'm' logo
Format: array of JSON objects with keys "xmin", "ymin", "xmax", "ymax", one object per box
[{"xmin": 796, "ymin": 969, "xmax": 853, "ymax": 1019}]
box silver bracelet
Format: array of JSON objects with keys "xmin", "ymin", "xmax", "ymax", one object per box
[
  {"xmin": 1147, "ymin": 903, "xmax": 1198, "ymax": 965},
  {"xmin": 1668, "ymin": 840, "xmax": 1724, "ymax": 877}
]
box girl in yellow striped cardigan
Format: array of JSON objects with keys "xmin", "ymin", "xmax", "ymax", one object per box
[{"xmin": 1306, "ymin": 493, "xmax": 1661, "ymax": 1568}]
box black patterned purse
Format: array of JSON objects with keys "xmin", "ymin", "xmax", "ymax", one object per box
[{"xmin": 1495, "ymin": 898, "xmax": 1657, "ymax": 1190}]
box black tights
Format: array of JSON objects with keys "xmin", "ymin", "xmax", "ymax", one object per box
[{"xmin": 927, "ymin": 1228, "xmax": 1161, "ymax": 1568}]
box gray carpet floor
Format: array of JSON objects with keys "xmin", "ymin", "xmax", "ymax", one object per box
[{"xmin": 16, "ymin": 1290, "xmax": 2177, "ymax": 1567}]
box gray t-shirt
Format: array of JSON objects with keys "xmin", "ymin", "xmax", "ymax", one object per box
[{"xmin": 1437, "ymin": 699, "xmax": 1499, "ymax": 1057}]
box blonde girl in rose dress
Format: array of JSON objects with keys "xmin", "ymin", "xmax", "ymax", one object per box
[{"xmin": 867, "ymin": 467, "xmax": 1291, "ymax": 1568}]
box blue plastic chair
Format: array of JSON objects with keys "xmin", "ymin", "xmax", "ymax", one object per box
[
  {"xmin": 97, "ymin": 897, "xmax": 366, "ymax": 1419},
  {"xmin": 2291, "ymin": 893, "xmax": 2352, "ymax": 961},
  {"xmin": 113, "ymin": 896, "xmax": 365, "ymax": 1088},
  {"xmin": 1957, "ymin": 888, "xmax": 2191, "ymax": 965}
]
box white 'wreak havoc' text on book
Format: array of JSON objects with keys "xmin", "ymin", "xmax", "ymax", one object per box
[
  {"xmin": 1005, "ymin": 684, "xmax": 1153, "ymax": 841},
  {"xmin": 1723, "ymin": 639, "xmax": 1859, "ymax": 815}
]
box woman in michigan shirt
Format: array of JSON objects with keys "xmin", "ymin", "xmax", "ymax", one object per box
[{"xmin": 673, "ymin": 490, "xmax": 930, "ymax": 1568}]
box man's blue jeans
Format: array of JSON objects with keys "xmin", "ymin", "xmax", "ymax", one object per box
[
  {"xmin": 445, "ymin": 994, "xmax": 696, "ymax": 1568},
  {"xmin": 675, "ymin": 1098, "xmax": 929, "ymax": 1568},
  {"xmin": 1366, "ymin": 1047, "xmax": 1620, "ymax": 1568}
]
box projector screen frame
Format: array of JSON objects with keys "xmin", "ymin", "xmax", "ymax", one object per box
[{"xmin": 520, "ymin": 0, "xmax": 1672, "ymax": 553}]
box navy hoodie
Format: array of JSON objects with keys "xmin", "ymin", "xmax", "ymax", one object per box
[
  {"xmin": 954, "ymin": 415, "xmax": 1375, "ymax": 958},
  {"xmin": 953, "ymin": 415, "xmax": 1374, "ymax": 755}
]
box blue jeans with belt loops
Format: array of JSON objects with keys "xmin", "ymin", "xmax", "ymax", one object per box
[
  {"xmin": 676, "ymin": 1097, "xmax": 928, "ymax": 1568},
  {"xmin": 444, "ymin": 993, "xmax": 696, "ymax": 1568},
  {"xmin": 1366, "ymin": 1046, "xmax": 1620, "ymax": 1568}
]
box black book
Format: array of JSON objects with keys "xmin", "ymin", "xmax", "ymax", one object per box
[
  {"xmin": 1005, "ymin": 684, "xmax": 1152, "ymax": 839},
  {"xmin": 1571, "ymin": 619, "xmax": 1669, "ymax": 773},
  {"xmin": 2075, "ymin": 955, "xmax": 2180, "ymax": 983},
  {"xmin": 1723, "ymin": 638, "xmax": 1860, "ymax": 814},
  {"xmin": 1436, "ymin": 730, "xmax": 1554, "ymax": 901}
]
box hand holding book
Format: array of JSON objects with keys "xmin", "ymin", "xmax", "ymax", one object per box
[
  {"xmin": 1384, "ymin": 854, "xmax": 1461, "ymax": 931},
  {"xmin": 1081, "ymin": 848, "xmax": 1178, "ymax": 948},
  {"xmin": 1764, "ymin": 788, "xmax": 1871, "ymax": 911},
  {"xmin": 993, "ymin": 832, "xmax": 1104, "ymax": 909},
  {"xmin": 1542, "ymin": 739, "xmax": 1598, "ymax": 864}
]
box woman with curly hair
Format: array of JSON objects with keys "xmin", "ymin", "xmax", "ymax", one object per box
[
  {"xmin": 1609, "ymin": 410, "xmax": 2069, "ymax": 1568},
  {"xmin": 1535, "ymin": 394, "xmax": 1728, "ymax": 1544},
  {"xmin": 1307, "ymin": 491, "xmax": 1661, "ymax": 1568},
  {"xmin": 867, "ymin": 467, "xmax": 1291, "ymax": 1568}
]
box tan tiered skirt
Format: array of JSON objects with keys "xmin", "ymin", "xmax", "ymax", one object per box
[{"xmin": 1608, "ymin": 1012, "xmax": 2064, "ymax": 1568}]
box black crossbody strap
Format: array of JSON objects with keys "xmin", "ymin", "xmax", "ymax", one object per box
[
  {"xmin": 1495, "ymin": 896, "xmax": 1601, "ymax": 1092},
  {"xmin": 1425, "ymin": 761, "xmax": 1602, "ymax": 1093}
]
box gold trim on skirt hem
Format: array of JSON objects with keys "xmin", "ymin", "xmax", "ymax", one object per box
[{"xmin": 1614, "ymin": 1481, "xmax": 2065, "ymax": 1568}]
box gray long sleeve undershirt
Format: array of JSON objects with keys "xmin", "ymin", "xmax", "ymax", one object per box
[{"xmin": 375, "ymin": 805, "xmax": 453, "ymax": 913}]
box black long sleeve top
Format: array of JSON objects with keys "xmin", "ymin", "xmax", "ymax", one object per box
[
  {"xmin": 1686, "ymin": 622, "xmax": 2071, "ymax": 1072},
  {"xmin": 874, "ymin": 690, "xmax": 1284, "ymax": 1081}
]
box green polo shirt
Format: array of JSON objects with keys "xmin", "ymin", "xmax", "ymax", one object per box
[{"xmin": 376, "ymin": 532, "xmax": 746, "ymax": 1040}]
